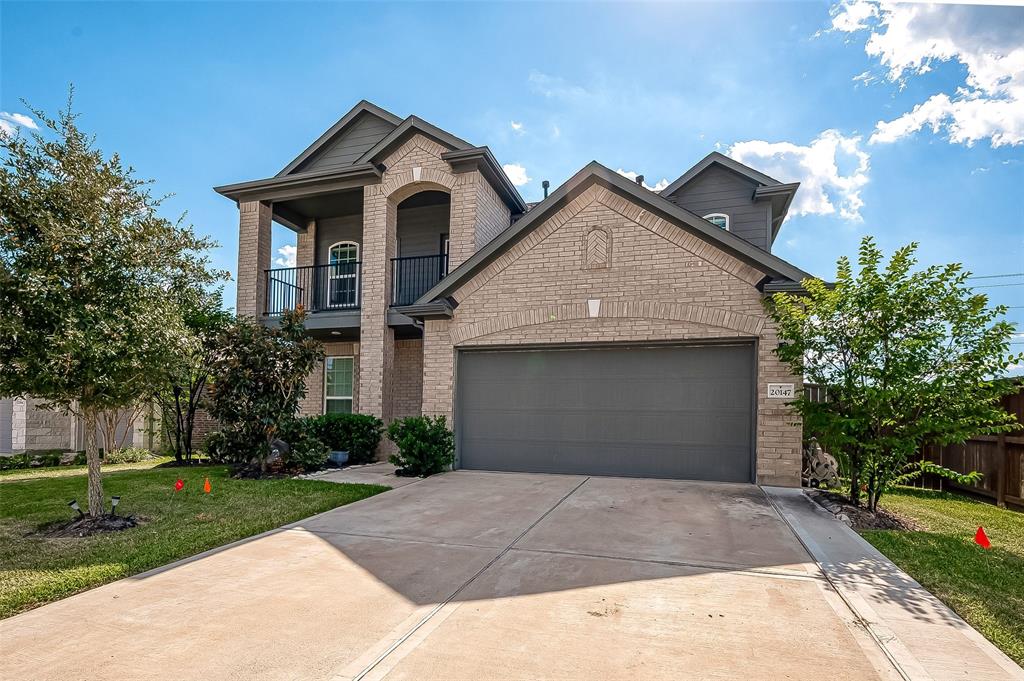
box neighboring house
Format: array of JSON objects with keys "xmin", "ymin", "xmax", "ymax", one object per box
[
  {"xmin": 216, "ymin": 100, "xmax": 809, "ymax": 486},
  {"xmin": 0, "ymin": 397, "xmax": 156, "ymax": 455}
]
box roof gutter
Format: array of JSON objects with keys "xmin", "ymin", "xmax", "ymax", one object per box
[
  {"xmin": 394, "ymin": 299, "xmax": 455, "ymax": 320},
  {"xmin": 213, "ymin": 163, "xmax": 382, "ymax": 202}
]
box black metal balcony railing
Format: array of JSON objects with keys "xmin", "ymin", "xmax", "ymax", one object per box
[
  {"xmin": 391, "ymin": 254, "xmax": 448, "ymax": 307},
  {"xmin": 265, "ymin": 262, "xmax": 361, "ymax": 315}
]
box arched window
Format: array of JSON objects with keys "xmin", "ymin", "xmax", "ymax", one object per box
[
  {"xmin": 327, "ymin": 241, "xmax": 359, "ymax": 308},
  {"xmin": 703, "ymin": 213, "xmax": 729, "ymax": 231}
]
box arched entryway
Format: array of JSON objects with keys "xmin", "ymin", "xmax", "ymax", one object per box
[{"xmin": 392, "ymin": 189, "xmax": 451, "ymax": 306}]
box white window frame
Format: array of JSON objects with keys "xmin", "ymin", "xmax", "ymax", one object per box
[
  {"xmin": 327, "ymin": 241, "xmax": 360, "ymax": 306},
  {"xmin": 323, "ymin": 355, "xmax": 354, "ymax": 414},
  {"xmin": 703, "ymin": 213, "xmax": 730, "ymax": 231}
]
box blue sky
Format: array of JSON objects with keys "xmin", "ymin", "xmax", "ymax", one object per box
[{"xmin": 2, "ymin": 1, "xmax": 1022, "ymax": 344}]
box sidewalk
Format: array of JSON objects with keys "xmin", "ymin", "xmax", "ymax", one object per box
[{"xmin": 763, "ymin": 486, "xmax": 1024, "ymax": 681}]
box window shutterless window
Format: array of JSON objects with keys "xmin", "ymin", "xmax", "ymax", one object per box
[
  {"xmin": 327, "ymin": 242, "xmax": 359, "ymax": 308},
  {"xmin": 703, "ymin": 213, "xmax": 729, "ymax": 230},
  {"xmin": 324, "ymin": 356, "xmax": 354, "ymax": 414}
]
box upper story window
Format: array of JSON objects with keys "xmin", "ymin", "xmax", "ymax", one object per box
[
  {"xmin": 703, "ymin": 213, "xmax": 730, "ymax": 231},
  {"xmin": 327, "ymin": 241, "xmax": 359, "ymax": 308},
  {"xmin": 329, "ymin": 241, "xmax": 359, "ymax": 265}
]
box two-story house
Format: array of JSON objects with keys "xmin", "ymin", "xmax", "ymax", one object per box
[{"xmin": 215, "ymin": 100, "xmax": 809, "ymax": 486}]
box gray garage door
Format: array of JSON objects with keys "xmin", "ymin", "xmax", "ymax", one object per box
[
  {"xmin": 0, "ymin": 399, "xmax": 12, "ymax": 453},
  {"xmin": 456, "ymin": 344, "xmax": 755, "ymax": 482}
]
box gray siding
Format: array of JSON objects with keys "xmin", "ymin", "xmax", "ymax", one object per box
[
  {"xmin": 313, "ymin": 203, "xmax": 449, "ymax": 264},
  {"xmin": 0, "ymin": 399, "xmax": 12, "ymax": 452},
  {"xmin": 316, "ymin": 214, "xmax": 363, "ymax": 265},
  {"xmin": 397, "ymin": 204, "xmax": 450, "ymax": 258},
  {"xmin": 301, "ymin": 113, "xmax": 396, "ymax": 174},
  {"xmin": 664, "ymin": 165, "xmax": 770, "ymax": 251}
]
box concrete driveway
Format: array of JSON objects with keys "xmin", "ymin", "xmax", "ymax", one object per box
[{"xmin": 1, "ymin": 471, "xmax": 896, "ymax": 680}]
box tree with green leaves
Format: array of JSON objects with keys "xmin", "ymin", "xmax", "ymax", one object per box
[
  {"xmin": 206, "ymin": 309, "xmax": 323, "ymax": 473},
  {"xmin": 156, "ymin": 287, "xmax": 233, "ymax": 466},
  {"xmin": 0, "ymin": 93, "xmax": 220, "ymax": 517},
  {"xmin": 766, "ymin": 237, "xmax": 1022, "ymax": 510}
]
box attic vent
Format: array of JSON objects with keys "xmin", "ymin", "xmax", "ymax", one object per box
[{"xmin": 635, "ymin": 175, "xmax": 645, "ymax": 186}]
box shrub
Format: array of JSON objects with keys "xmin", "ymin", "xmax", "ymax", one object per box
[
  {"xmin": 304, "ymin": 413, "xmax": 383, "ymax": 464},
  {"xmin": 204, "ymin": 429, "xmax": 262, "ymax": 465},
  {"xmin": 386, "ymin": 415, "xmax": 454, "ymax": 477},
  {"xmin": 283, "ymin": 431, "xmax": 328, "ymax": 472},
  {"xmin": 103, "ymin": 447, "xmax": 152, "ymax": 464},
  {"xmin": 0, "ymin": 454, "xmax": 30, "ymax": 471},
  {"xmin": 206, "ymin": 309, "xmax": 323, "ymax": 473},
  {"xmin": 0, "ymin": 450, "xmax": 84, "ymax": 470}
]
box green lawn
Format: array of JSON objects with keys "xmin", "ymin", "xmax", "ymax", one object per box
[
  {"xmin": 862, "ymin": 488, "xmax": 1024, "ymax": 667},
  {"xmin": 0, "ymin": 466, "xmax": 387, "ymax": 618},
  {"xmin": 0, "ymin": 456, "xmax": 174, "ymax": 481}
]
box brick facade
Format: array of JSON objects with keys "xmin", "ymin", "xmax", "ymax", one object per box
[
  {"xmin": 420, "ymin": 184, "xmax": 802, "ymax": 486},
  {"xmin": 300, "ymin": 342, "xmax": 361, "ymax": 417},
  {"xmin": 392, "ymin": 339, "xmax": 424, "ymax": 421},
  {"xmin": 236, "ymin": 201, "xmax": 272, "ymax": 318},
  {"xmin": 230, "ymin": 127, "xmax": 801, "ymax": 486}
]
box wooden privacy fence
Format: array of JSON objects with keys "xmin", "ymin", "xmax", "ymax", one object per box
[
  {"xmin": 804, "ymin": 382, "xmax": 1024, "ymax": 508},
  {"xmin": 921, "ymin": 387, "xmax": 1024, "ymax": 508}
]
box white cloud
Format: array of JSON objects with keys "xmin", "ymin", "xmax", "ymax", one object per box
[
  {"xmin": 729, "ymin": 130, "xmax": 871, "ymax": 221},
  {"xmin": 0, "ymin": 111, "xmax": 38, "ymax": 130},
  {"xmin": 830, "ymin": 1, "xmax": 1024, "ymax": 147},
  {"xmin": 274, "ymin": 244, "xmax": 296, "ymax": 268},
  {"xmin": 0, "ymin": 111, "xmax": 38, "ymax": 137},
  {"xmin": 615, "ymin": 169, "xmax": 669, "ymax": 192},
  {"xmin": 502, "ymin": 163, "xmax": 531, "ymax": 187},
  {"xmin": 510, "ymin": 120, "xmax": 524, "ymax": 134}
]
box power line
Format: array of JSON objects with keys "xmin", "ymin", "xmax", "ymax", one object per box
[
  {"xmin": 968, "ymin": 273, "xmax": 1024, "ymax": 280},
  {"xmin": 973, "ymin": 282, "xmax": 1024, "ymax": 289}
]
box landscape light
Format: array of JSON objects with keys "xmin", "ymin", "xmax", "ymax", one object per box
[
  {"xmin": 111, "ymin": 496, "xmax": 121, "ymax": 515},
  {"xmin": 68, "ymin": 499, "xmax": 84, "ymax": 518}
]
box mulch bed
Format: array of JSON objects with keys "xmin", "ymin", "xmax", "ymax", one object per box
[
  {"xmin": 806, "ymin": 489, "xmax": 921, "ymax": 531},
  {"xmin": 34, "ymin": 514, "xmax": 140, "ymax": 538}
]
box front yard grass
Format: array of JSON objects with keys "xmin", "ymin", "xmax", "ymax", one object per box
[
  {"xmin": 0, "ymin": 465, "xmax": 387, "ymax": 618},
  {"xmin": 0, "ymin": 456, "xmax": 174, "ymax": 481},
  {"xmin": 861, "ymin": 487, "xmax": 1024, "ymax": 667}
]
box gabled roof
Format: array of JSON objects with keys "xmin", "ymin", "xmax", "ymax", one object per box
[
  {"xmin": 354, "ymin": 115, "xmax": 474, "ymax": 165},
  {"xmin": 660, "ymin": 151, "xmax": 782, "ymax": 196},
  {"xmin": 410, "ymin": 161, "xmax": 814, "ymax": 311},
  {"xmin": 276, "ymin": 100, "xmax": 402, "ymax": 177},
  {"xmin": 660, "ymin": 151, "xmax": 799, "ymax": 245}
]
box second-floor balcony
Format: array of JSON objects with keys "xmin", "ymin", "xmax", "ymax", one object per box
[
  {"xmin": 391, "ymin": 254, "xmax": 448, "ymax": 307},
  {"xmin": 265, "ymin": 253, "xmax": 449, "ymax": 316},
  {"xmin": 266, "ymin": 262, "xmax": 362, "ymax": 316}
]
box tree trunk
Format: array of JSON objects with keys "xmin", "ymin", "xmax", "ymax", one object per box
[{"xmin": 83, "ymin": 406, "xmax": 104, "ymax": 518}]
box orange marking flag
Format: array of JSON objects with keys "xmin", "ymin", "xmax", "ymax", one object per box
[
  {"xmin": 174, "ymin": 478, "xmax": 184, "ymax": 493},
  {"xmin": 204, "ymin": 477, "xmax": 211, "ymax": 494}
]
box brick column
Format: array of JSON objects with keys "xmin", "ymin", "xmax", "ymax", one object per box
[
  {"xmin": 422, "ymin": 319, "xmax": 454, "ymax": 423},
  {"xmin": 236, "ymin": 201, "xmax": 272, "ymax": 317},
  {"xmin": 448, "ymin": 174, "xmax": 478, "ymax": 270},
  {"xmin": 11, "ymin": 398, "xmax": 26, "ymax": 452},
  {"xmin": 358, "ymin": 186, "xmax": 396, "ymax": 426},
  {"xmin": 296, "ymin": 219, "xmax": 316, "ymax": 268}
]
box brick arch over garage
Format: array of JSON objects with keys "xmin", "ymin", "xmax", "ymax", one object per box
[{"xmin": 450, "ymin": 299, "xmax": 766, "ymax": 345}]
